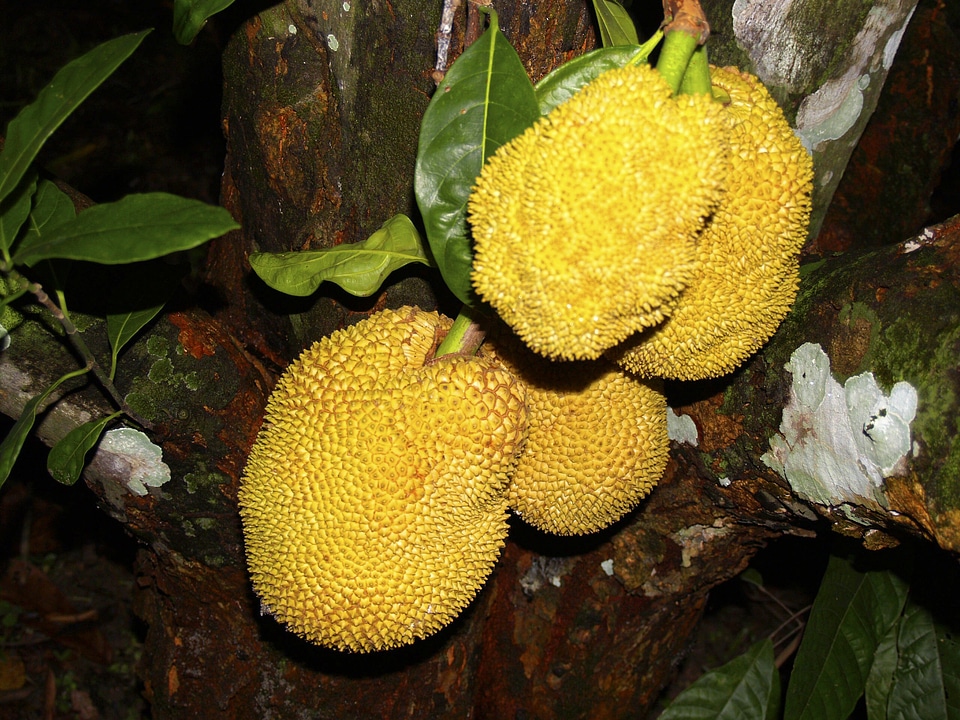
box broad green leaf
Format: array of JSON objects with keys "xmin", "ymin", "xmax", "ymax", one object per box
[
  {"xmin": 12, "ymin": 192, "xmax": 239, "ymax": 267},
  {"xmin": 0, "ymin": 173, "xmax": 37, "ymax": 256},
  {"xmin": 0, "ymin": 366, "xmax": 90, "ymax": 490},
  {"xmin": 173, "ymin": 0, "xmax": 236, "ymax": 44},
  {"xmin": 884, "ymin": 600, "xmax": 960, "ymax": 720},
  {"xmin": 592, "ymin": 0, "xmax": 639, "ymax": 47},
  {"xmin": 414, "ymin": 7, "xmax": 539, "ymax": 306},
  {"xmin": 107, "ymin": 304, "xmax": 165, "ymax": 379},
  {"xmin": 47, "ymin": 412, "xmax": 122, "ymax": 485},
  {"xmin": 249, "ymin": 214, "xmax": 431, "ymax": 297},
  {"xmin": 535, "ymin": 44, "xmax": 651, "ymax": 115},
  {"xmin": 865, "ymin": 617, "xmax": 900, "ymax": 719},
  {"xmin": 784, "ymin": 555, "xmax": 910, "ymax": 720},
  {"xmin": 16, "ymin": 179, "xmax": 77, "ymax": 257},
  {"xmin": 659, "ymin": 639, "xmax": 780, "ymax": 720},
  {"xmin": 0, "ymin": 31, "xmax": 150, "ymax": 206}
]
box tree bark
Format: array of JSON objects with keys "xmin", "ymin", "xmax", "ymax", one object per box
[{"xmin": 1, "ymin": 0, "xmax": 957, "ymax": 718}]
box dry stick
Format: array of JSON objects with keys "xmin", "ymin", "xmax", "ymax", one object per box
[
  {"xmin": 433, "ymin": 0, "xmax": 491, "ymax": 84},
  {"xmin": 432, "ymin": 0, "xmax": 461, "ymax": 83},
  {"xmin": 27, "ymin": 280, "xmax": 154, "ymax": 430}
]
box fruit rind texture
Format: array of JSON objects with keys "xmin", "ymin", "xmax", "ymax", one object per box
[
  {"xmin": 239, "ymin": 307, "xmax": 527, "ymax": 652},
  {"xmin": 470, "ymin": 63, "xmax": 729, "ymax": 361},
  {"xmin": 612, "ymin": 66, "xmax": 814, "ymax": 380}
]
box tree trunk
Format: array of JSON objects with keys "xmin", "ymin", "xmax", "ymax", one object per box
[{"xmin": 1, "ymin": 0, "xmax": 957, "ymax": 718}]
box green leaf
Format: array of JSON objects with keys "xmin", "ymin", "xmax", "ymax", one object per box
[
  {"xmin": 0, "ymin": 31, "xmax": 150, "ymax": 207},
  {"xmin": 12, "ymin": 193, "xmax": 239, "ymax": 267},
  {"xmin": 884, "ymin": 600, "xmax": 960, "ymax": 720},
  {"xmin": 16, "ymin": 179, "xmax": 77, "ymax": 257},
  {"xmin": 107, "ymin": 304, "xmax": 165, "ymax": 379},
  {"xmin": 414, "ymin": 7, "xmax": 540, "ymax": 306},
  {"xmin": 784, "ymin": 554, "xmax": 910, "ymax": 720},
  {"xmin": 659, "ymin": 639, "xmax": 780, "ymax": 720},
  {"xmin": 173, "ymin": 0, "xmax": 236, "ymax": 45},
  {"xmin": 249, "ymin": 214, "xmax": 431, "ymax": 297},
  {"xmin": 0, "ymin": 366, "xmax": 90, "ymax": 490},
  {"xmin": 0, "ymin": 173, "xmax": 37, "ymax": 256},
  {"xmin": 534, "ymin": 44, "xmax": 651, "ymax": 115},
  {"xmin": 865, "ymin": 617, "xmax": 900, "ymax": 719},
  {"xmin": 47, "ymin": 412, "xmax": 123, "ymax": 485},
  {"xmin": 592, "ymin": 0, "xmax": 639, "ymax": 47}
]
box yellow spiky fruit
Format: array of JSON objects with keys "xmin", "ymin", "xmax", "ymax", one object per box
[
  {"xmin": 469, "ymin": 63, "xmax": 729, "ymax": 361},
  {"xmin": 238, "ymin": 307, "xmax": 528, "ymax": 652},
  {"xmin": 612, "ymin": 67, "xmax": 814, "ymax": 380},
  {"xmin": 486, "ymin": 333, "xmax": 668, "ymax": 535}
]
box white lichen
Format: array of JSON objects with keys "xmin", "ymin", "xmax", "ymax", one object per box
[
  {"xmin": 520, "ymin": 557, "xmax": 568, "ymax": 597},
  {"xmin": 667, "ymin": 407, "xmax": 699, "ymax": 446},
  {"xmin": 97, "ymin": 428, "xmax": 171, "ymax": 497},
  {"xmin": 600, "ymin": 559, "xmax": 615, "ymax": 577},
  {"xmin": 792, "ymin": 4, "xmax": 916, "ymax": 151},
  {"xmin": 761, "ymin": 343, "xmax": 917, "ymax": 507}
]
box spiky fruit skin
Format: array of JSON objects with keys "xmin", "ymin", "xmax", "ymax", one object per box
[
  {"xmin": 612, "ymin": 67, "xmax": 814, "ymax": 380},
  {"xmin": 487, "ymin": 333, "xmax": 668, "ymax": 535},
  {"xmin": 469, "ymin": 64, "xmax": 729, "ymax": 361},
  {"xmin": 238, "ymin": 307, "xmax": 527, "ymax": 652}
]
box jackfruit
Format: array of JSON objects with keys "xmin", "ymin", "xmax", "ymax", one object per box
[
  {"xmin": 238, "ymin": 307, "xmax": 528, "ymax": 652},
  {"xmin": 612, "ymin": 66, "xmax": 814, "ymax": 380},
  {"xmin": 469, "ymin": 63, "xmax": 729, "ymax": 361},
  {"xmin": 487, "ymin": 331, "xmax": 668, "ymax": 535}
]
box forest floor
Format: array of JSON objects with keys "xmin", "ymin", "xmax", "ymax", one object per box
[{"xmin": 0, "ymin": 1, "xmax": 958, "ymax": 719}]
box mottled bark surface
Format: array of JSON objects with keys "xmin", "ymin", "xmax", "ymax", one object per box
[{"xmin": 1, "ymin": 0, "xmax": 958, "ymax": 718}]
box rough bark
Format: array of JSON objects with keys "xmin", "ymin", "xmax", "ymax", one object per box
[{"xmin": 0, "ymin": 0, "xmax": 956, "ymax": 718}]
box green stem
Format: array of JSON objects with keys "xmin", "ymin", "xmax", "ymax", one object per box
[
  {"xmin": 435, "ymin": 305, "xmax": 486, "ymax": 357},
  {"xmin": 655, "ymin": 29, "xmax": 699, "ymax": 95},
  {"xmin": 626, "ymin": 28, "xmax": 665, "ymax": 67},
  {"xmin": 11, "ymin": 270, "xmax": 154, "ymax": 430},
  {"xmin": 678, "ymin": 44, "xmax": 712, "ymax": 96}
]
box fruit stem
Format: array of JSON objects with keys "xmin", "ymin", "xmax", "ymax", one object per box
[
  {"xmin": 678, "ymin": 44, "xmax": 712, "ymax": 96},
  {"xmin": 436, "ymin": 305, "xmax": 486, "ymax": 357},
  {"xmin": 657, "ymin": 0, "xmax": 709, "ymax": 95},
  {"xmin": 655, "ymin": 29, "xmax": 699, "ymax": 95}
]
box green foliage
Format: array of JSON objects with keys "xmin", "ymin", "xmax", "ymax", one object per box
[
  {"xmin": 659, "ymin": 639, "xmax": 780, "ymax": 720},
  {"xmin": 785, "ymin": 552, "xmax": 910, "ymax": 720},
  {"xmin": 535, "ymin": 44, "xmax": 655, "ymax": 115},
  {"xmin": 662, "ymin": 550, "xmax": 960, "ymax": 720},
  {"xmin": 249, "ymin": 214, "xmax": 430, "ymax": 297},
  {"xmin": 591, "ymin": 0, "xmax": 639, "ymax": 47},
  {"xmin": 0, "ymin": 31, "xmax": 150, "ymax": 212},
  {"xmin": 173, "ymin": 0, "xmax": 236, "ymax": 44},
  {"xmin": 107, "ymin": 305, "xmax": 166, "ymax": 380},
  {"xmin": 414, "ymin": 7, "xmax": 540, "ymax": 305},
  {"xmin": 868, "ymin": 600, "xmax": 960, "ymax": 719},
  {"xmin": 0, "ymin": 31, "xmax": 238, "ymax": 490},
  {"xmin": 47, "ymin": 412, "xmax": 123, "ymax": 485},
  {"xmin": 0, "ymin": 367, "xmax": 91, "ymax": 487},
  {"xmin": 12, "ymin": 192, "xmax": 237, "ymax": 267}
]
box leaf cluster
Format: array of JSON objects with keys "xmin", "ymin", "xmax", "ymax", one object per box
[
  {"xmin": 660, "ymin": 550, "xmax": 960, "ymax": 720},
  {"xmin": 0, "ymin": 30, "xmax": 238, "ymax": 489}
]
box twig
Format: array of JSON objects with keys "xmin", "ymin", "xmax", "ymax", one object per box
[
  {"xmin": 433, "ymin": 0, "xmax": 461, "ymax": 83},
  {"xmin": 24, "ymin": 276, "xmax": 154, "ymax": 430}
]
